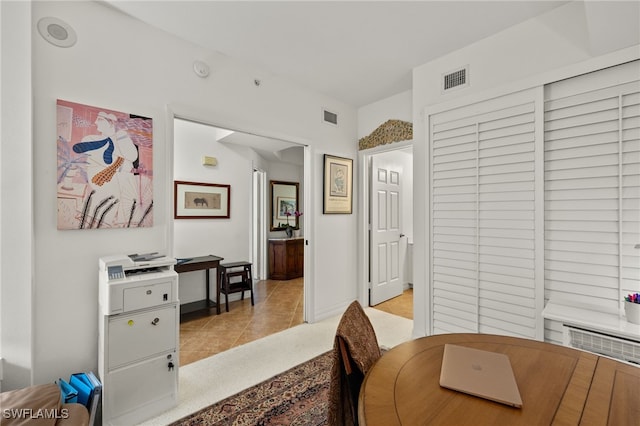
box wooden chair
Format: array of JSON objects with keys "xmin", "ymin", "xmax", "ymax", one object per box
[{"xmin": 328, "ymin": 301, "xmax": 382, "ymax": 426}]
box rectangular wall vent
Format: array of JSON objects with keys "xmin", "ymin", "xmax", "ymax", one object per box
[
  {"xmin": 442, "ymin": 66, "xmax": 469, "ymax": 92},
  {"xmin": 563, "ymin": 325, "xmax": 640, "ymax": 365},
  {"xmin": 323, "ymin": 108, "xmax": 338, "ymax": 126}
]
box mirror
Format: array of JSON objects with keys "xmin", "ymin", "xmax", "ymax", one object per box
[{"xmin": 271, "ymin": 180, "xmax": 299, "ymax": 231}]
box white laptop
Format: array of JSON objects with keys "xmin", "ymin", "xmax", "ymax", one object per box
[{"xmin": 439, "ymin": 344, "xmax": 523, "ymax": 408}]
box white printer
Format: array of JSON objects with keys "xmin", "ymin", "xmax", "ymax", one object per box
[
  {"xmin": 99, "ymin": 253, "xmax": 178, "ymax": 315},
  {"xmin": 98, "ymin": 253, "xmax": 179, "ymax": 426}
]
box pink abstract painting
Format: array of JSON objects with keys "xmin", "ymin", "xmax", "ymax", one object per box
[{"xmin": 57, "ymin": 99, "xmax": 153, "ymax": 229}]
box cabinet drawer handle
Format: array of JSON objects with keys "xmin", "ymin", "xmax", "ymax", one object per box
[{"xmin": 151, "ymin": 317, "xmax": 159, "ymax": 325}]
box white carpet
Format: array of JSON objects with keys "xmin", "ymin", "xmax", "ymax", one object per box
[{"xmin": 137, "ymin": 307, "xmax": 413, "ymax": 425}]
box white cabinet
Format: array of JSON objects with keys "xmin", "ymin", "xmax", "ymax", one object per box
[{"xmin": 98, "ymin": 256, "xmax": 179, "ymax": 425}]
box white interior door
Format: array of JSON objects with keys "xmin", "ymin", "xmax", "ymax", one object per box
[{"xmin": 370, "ymin": 155, "xmax": 403, "ymax": 305}]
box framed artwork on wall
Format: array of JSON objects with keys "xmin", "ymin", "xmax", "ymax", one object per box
[
  {"xmin": 323, "ymin": 154, "xmax": 353, "ymax": 214},
  {"xmin": 56, "ymin": 99, "xmax": 154, "ymax": 230},
  {"xmin": 277, "ymin": 197, "xmax": 296, "ymax": 220},
  {"xmin": 174, "ymin": 180, "xmax": 230, "ymax": 219}
]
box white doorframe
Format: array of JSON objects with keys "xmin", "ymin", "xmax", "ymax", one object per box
[
  {"xmin": 357, "ymin": 140, "xmax": 413, "ymax": 308},
  {"xmin": 252, "ymin": 167, "xmax": 267, "ymax": 280},
  {"xmin": 303, "ymin": 144, "xmax": 313, "ymax": 323}
]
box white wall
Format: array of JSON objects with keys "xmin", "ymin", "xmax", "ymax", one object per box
[
  {"xmin": 0, "ymin": 1, "xmax": 33, "ymax": 390},
  {"xmin": 411, "ymin": 1, "xmax": 640, "ymax": 337},
  {"xmin": 174, "ymin": 119, "xmax": 252, "ymax": 261},
  {"xmin": 0, "ymin": 0, "xmax": 358, "ymax": 389},
  {"xmin": 357, "ymin": 90, "xmax": 412, "ymax": 139},
  {"xmin": 173, "ymin": 119, "xmax": 253, "ymax": 304}
]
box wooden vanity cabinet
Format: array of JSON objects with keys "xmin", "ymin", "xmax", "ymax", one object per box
[{"xmin": 269, "ymin": 238, "xmax": 304, "ymax": 280}]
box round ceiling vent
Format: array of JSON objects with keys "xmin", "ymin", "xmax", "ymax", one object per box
[{"xmin": 37, "ymin": 17, "xmax": 77, "ymax": 48}]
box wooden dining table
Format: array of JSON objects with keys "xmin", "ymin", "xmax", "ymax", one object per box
[{"xmin": 358, "ymin": 333, "xmax": 640, "ymax": 425}]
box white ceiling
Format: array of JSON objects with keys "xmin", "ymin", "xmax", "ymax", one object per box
[{"xmin": 105, "ymin": 0, "xmax": 570, "ymax": 108}]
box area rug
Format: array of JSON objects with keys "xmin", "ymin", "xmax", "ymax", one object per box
[{"xmin": 170, "ymin": 351, "xmax": 332, "ymax": 425}]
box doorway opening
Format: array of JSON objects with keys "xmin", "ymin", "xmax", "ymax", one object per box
[
  {"xmin": 359, "ymin": 142, "xmax": 414, "ymax": 321},
  {"xmin": 171, "ymin": 117, "xmax": 309, "ymax": 366}
]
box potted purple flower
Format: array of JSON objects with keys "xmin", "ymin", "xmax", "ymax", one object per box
[
  {"xmin": 284, "ymin": 210, "xmax": 303, "ymax": 238},
  {"xmin": 624, "ymin": 293, "xmax": 640, "ymax": 325}
]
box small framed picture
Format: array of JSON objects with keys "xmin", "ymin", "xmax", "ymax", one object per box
[
  {"xmin": 174, "ymin": 181, "xmax": 230, "ymax": 219},
  {"xmin": 323, "ymin": 154, "xmax": 353, "ymax": 214},
  {"xmin": 277, "ymin": 197, "xmax": 296, "ymax": 220}
]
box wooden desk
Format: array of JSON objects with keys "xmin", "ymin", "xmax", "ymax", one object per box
[
  {"xmin": 359, "ymin": 333, "xmax": 640, "ymax": 425},
  {"xmin": 174, "ymin": 255, "xmax": 224, "ymax": 317}
]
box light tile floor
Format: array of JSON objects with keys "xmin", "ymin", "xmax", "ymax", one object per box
[
  {"xmin": 373, "ymin": 287, "xmax": 413, "ymax": 320},
  {"xmin": 179, "ymin": 278, "xmax": 412, "ymax": 366}
]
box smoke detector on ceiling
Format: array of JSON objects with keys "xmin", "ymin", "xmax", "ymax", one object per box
[{"xmin": 37, "ymin": 17, "xmax": 77, "ymax": 48}]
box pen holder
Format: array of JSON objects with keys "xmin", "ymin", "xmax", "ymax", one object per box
[{"xmin": 624, "ymin": 301, "xmax": 640, "ymax": 325}]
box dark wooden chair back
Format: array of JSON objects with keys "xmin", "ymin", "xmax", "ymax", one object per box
[{"xmin": 328, "ymin": 301, "xmax": 382, "ymax": 426}]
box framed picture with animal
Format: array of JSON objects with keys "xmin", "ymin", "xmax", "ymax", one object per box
[{"xmin": 174, "ymin": 180, "xmax": 230, "ymax": 219}]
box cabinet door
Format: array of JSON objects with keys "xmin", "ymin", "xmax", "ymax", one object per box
[
  {"xmin": 286, "ymin": 241, "xmax": 297, "ymax": 274},
  {"xmin": 105, "ymin": 351, "xmax": 177, "ymax": 424},
  {"xmin": 108, "ymin": 304, "xmax": 177, "ymax": 369},
  {"xmin": 269, "ymin": 241, "xmax": 286, "ymax": 279},
  {"xmin": 268, "ymin": 240, "xmax": 304, "ymax": 279}
]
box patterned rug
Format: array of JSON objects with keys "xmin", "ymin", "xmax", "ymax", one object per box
[{"xmin": 170, "ymin": 351, "xmax": 332, "ymax": 425}]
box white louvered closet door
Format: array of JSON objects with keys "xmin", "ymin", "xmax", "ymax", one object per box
[
  {"xmin": 544, "ymin": 60, "xmax": 640, "ymax": 312},
  {"xmin": 430, "ymin": 88, "xmax": 542, "ymax": 338}
]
